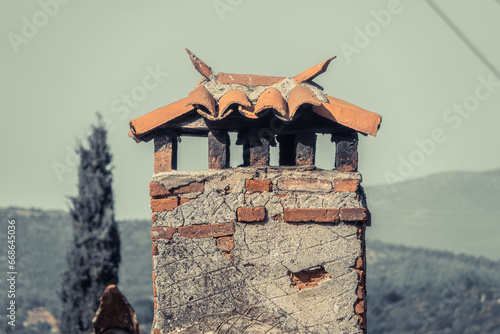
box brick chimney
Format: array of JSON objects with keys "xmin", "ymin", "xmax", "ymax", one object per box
[{"xmin": 129, "ymin": 50, "xmax": 381, "ymax": 334}]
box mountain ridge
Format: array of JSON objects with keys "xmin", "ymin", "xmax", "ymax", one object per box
[{"xmin": 363, "ymin": 168, "xmax": 500, "ymax": 260}]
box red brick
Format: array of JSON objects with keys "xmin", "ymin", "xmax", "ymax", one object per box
[
  {"xmin": 356, "ymin": 285, "xmax": 365, "ymax": 299},
  {"xmin": 357, "ymin": 226, "xmax": 365, "ymax": 239},
  {"xmin": 151, "ymin": 197, "xmax": 179, "ymax": 212},
  {"xmin": 289, "ymin": 267, "xmax": 330, "ymax": 291},
  {"xmin": 150, "ymin": 182, "xmax": 168, "ymax": 197},
  {"xmin": 340, "ymin": 208, "xmax": 369, "ymax": 223},
  {"xmin": 334, "ymin": 179, "xmax": 359, "ymax": 192},
  {"xmin": 237, "ymin": 207, "xmax": 266, "ymax": 222},
  {"xmin": 354, "ymin": 300, "xmax": 366, "ymax": 314},
  {"xmin": 152, "ymin": 214, "xmax": 158, "ymax": 224},
  {"xmin": 150, "ymin": 181, "xmax": 204, "ymax": 197},
  {"xmin": 354, "ymin": 256, "xmax": 364, "ymax": 269},
  {"xmin": 152, "ymin": 242, "xmax": 159, "ymax": 255},
  {"xmin": 174, "ymin": 181, "xmax": 204, "ymax": 194},
  {"xmin": 336, "ymin": 164, "xmax": 356, "ymax": 173},
  {"xmin": 357, "ymin": 269, "xmax": 366, "ymax": 284},
  {"xmin": 180, "ymin": 198, "xmax": 192, "ymax": 205},
  {"xmin": 284, "ymin": 208, "xmax": 339, "ymax": 223},
  {"xmin": 358, "ymin": 314, "xmax": 366, "ymax": 329},
  {"xmin": 178, "ymin": 222, "xmax": 235, "ymax": 239},
  {"xmin": 154, "ymin": 149, "xmax": 174, "ymax": 174},
  {"xmin": 245, "ymin": 179, "xmax": 273, "ymax": 192},
  {"xmin": 277, "ymin": 178, "xmax": 332, "ymax": 192},
  {"xmin": 151, "ymin": 227, "xmax": 177, "ymax": 241},
  {"xmin": 216, "ymin": 236, "xmax": 235, "ymax": 252},
  {"xmin": 154, "ymin": 298, "xmax": 157, "ymax": 310},
  {"xmin": 153, "ymin": 284, "xmax": 157, "ymax": 297}
]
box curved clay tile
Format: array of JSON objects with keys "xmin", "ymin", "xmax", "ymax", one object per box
[
  {"xmin": 218, "ymin": 90, "xmax": 252, "ymax": 119},
  {"xmin": 312, "ymin": 95, "xmax": 382, "ymax": 136},
  {"xmin": 129, "ymin": 97, "xmax": 193, "ymax": 141},
  {"xmin": 185, "ymin": 85, "xmax": 217, "ymax": 120},
  {"xmin": 238, "ymin": 105, "xmax": 259, "ymax": 119},
  {"xmin": 217, "ymin": 73, "xmax": 285, "ymax": 86},
  {"xmin": 254, "ymin": 88, "xmax": 289, "ymax": 120},
  {"xmin": 293, "ymin": 56, "xmax": 336, "ymax": 84},
  {"xmin": 186, "ymin": 48, "xmax": 213, "ymax": 79},
  {"xmin": 288, "ymin": 86, "xmax": 322, "ymax": 119}
]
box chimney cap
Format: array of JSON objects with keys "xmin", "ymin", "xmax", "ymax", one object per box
[{"xmin": 129, "ymin": 50, "xmax": 382, "ymax": 143}]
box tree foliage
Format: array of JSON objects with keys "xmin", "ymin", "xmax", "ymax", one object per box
[
  {"xmin": 367, "ymin": 240, "xmax": 500, "ymax": 334},
  {"xmin": 59, "ymin": 115, "xmax": 120, "ymax": 334}
]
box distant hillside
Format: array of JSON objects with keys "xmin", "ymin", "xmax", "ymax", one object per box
[
  {"xmin": 0, "ymin": 207, "xmax": 152, "ymax": 333},
  {"xmin": 367, "ymin": 240, "xmax": 500, "ymax": 334},
  {"xmin": 364, "ymin": 168, "xmax": 500, "ymax": 260}
]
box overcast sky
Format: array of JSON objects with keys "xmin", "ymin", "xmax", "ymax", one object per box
[{"xmin": 1, "ymin": 0, "xmax": 499, "ymax": 219}]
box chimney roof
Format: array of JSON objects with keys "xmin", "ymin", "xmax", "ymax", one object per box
[{"xmin": 129, "ymin": 49, "xmax": 382, "ymax": 142}]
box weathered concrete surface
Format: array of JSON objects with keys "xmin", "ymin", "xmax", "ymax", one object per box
[{"xmin": 151, "ymin": 167, "xmax": 367, "ymax": 334}]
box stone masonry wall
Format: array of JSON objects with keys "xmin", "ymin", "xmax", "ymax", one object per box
[{"xmin": 149, "ymin": 166, "xmax": 368, "ymax": 334}]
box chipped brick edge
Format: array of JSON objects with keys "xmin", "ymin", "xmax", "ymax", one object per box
[
  {"xmin": 284, "ymin": 208, "xmax": 340, "ymax": 223},
  {"xmin": 340, "ymin": 208, "xmax": 370, "ymax": 225}
]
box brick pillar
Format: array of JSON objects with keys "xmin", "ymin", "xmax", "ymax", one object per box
[
  {"xmin": 154, "ymin": 134, "xmax": 178, "ymax": 173},
  {"xmin": 149, "ymin": 167, "xmax": 369, "ymax": 334}
]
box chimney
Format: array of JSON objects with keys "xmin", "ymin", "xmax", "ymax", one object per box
[{"xmin": 129, "ymin": 50, "xmax": 382, "ymax": 334}]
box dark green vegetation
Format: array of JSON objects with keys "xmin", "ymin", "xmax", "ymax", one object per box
[
  {"xmin": 0, "ymin": 169, "xmax": 499, "ymax": 333},
  {"xmin": 0, "ymin": 208, "xmax": 152, "ymax": 334},
  {"xmin": 60, "ymin": 117, "xmax": 121, "ymax": 334},
  {"xmin": 367, "ymin": 240, "xmax": 500, "ymax": 333}
]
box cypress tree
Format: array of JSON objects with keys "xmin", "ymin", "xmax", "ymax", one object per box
[{"xmin": 60, "ymin": 115, "xmax": 120, "ymax": 334}]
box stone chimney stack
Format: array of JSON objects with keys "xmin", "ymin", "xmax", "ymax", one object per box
[{"xmin": 129, "ymin": 50, "xmax": 382, "ymax": 334}]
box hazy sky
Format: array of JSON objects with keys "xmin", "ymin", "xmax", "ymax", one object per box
[{"xmin": 1, "ymin": 1, "xmax": 499, "ymax": 219}]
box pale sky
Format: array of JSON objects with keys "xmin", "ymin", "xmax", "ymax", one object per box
[{"xmin": 1, "ymin": 0, "xmax": 499, "ymax": 219}]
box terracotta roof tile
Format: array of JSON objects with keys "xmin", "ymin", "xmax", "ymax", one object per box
[
  {"xmin": 186, "ymin": 48, "xmax": 213, "ymax": 79},
  {"xmin": 129, "ymin": 97, "xmax": 192, "ymax": 140},
  {"xmin": 294, "ymin": 56, "xmax": 336, "ymax": 84},
  {"xmin": 254, "ymin": 88, "xmax": 288, "ymax": 120},
  {"xmin": 185, "ymin": 85, "xmax": 217, "ymax": 120},
  {"xmin": 218, "ymin": 90, "xmax": 252, "ymax": 118},
  {"xmin": 312, "ymin": 95, "xmax": 382, "ymax": 136},
  {"xmin": 217, "ymin": 72, "xmax": 285, "ymax": 86},
  {"xmin": 237, "ymin": 105, "xmax": 259, "ymax": 119},
  {"xmin": 129, "ymin": 50, "xmax": 382, "ymax": 141},
  {"xmin": 288, "ymin": 85, "xmax": 322, "ymax": 118}
]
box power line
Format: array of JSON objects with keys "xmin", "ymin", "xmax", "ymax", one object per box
[{"xmin": 425, "ymin": 0, "xmax": 500, "ymax": 79}]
